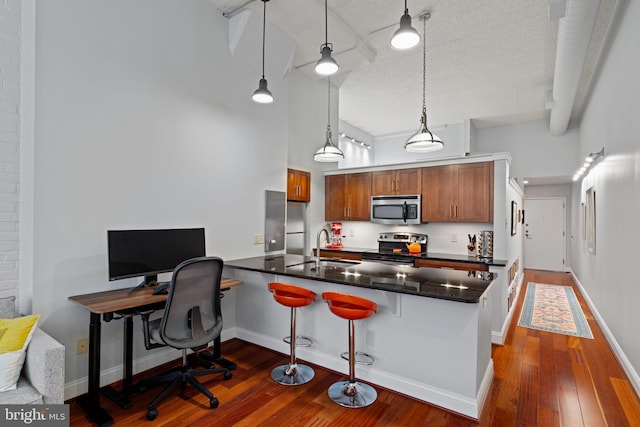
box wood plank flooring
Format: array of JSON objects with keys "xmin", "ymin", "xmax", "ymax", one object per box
[{"xmin": 68, "ymin": 269, "xmax": 640, "ymax": 426}]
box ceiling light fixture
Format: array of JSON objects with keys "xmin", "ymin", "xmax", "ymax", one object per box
[
  {"xmin": 314, "ymin": 78, "xmax": 344, "ymax": 162},
  {"xmin": 339, "ymin": 133, "xmax": 371, "ymax": 149},
  {"xmin": 391, "ymin": 0, "xmax": 421, "ymax": 50},
  {"xmin": 252, "ymin": 0, "xmax": 273, "ymax": 104},
  {"xmin": 573, "ymin": 148, "xmax": 604, "ymax": 181},
  {"xmin": 405, "ymin": 12, "xmax": 443, "ymax": 153},
  {"xmin": 315, "ymin": 0, "xmax": 339, "ymax": 76}
]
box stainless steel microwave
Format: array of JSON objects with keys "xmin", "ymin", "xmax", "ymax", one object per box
[{"xmin": 370, "ymin": 195, "xmax": 421, "ymax": 225}]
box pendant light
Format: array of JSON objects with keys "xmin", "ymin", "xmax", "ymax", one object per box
[
  {"xmin": 391, "ymin": 0, "xmax": 420, "ymax": 50},
  {"xmin": 252, "ymin": 0, "xmax": 273, "ymax": 104},
  {"xmin": 314, "ymin": 78, "xmax": 344, "ymax": 162},
  {"xmin": 405, "ymin": 12, "xmax": 443, "ymax": 153},
  {"xmin": 315, "ymin": 0, "xmax": 339, "ymax": 76}
]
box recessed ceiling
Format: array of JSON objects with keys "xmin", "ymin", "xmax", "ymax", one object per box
[{"xmin": 209, "ymin": 0, "xmax": 617, "ymax": 138}]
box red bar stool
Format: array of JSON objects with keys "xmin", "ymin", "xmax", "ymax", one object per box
[
  {"xmin": 268, "ymin": 282, "xmax": 317, "ymax": 385},
  {"xmin": 322, "ymin": 292, "xmax": 378, "ymax": 408}
]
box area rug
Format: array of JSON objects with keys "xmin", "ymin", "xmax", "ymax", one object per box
[{"xmin": 518, "ymin": 282, "xmax": 593, "ymax": 339}]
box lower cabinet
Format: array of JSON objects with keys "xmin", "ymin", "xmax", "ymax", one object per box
[
  {"xmin": 317, "ymin": 250, "xmax": 362, "ymax": 261},
  {"xmin": 414, "ymin": 258, "xmax": 489, "ymax": 272}
]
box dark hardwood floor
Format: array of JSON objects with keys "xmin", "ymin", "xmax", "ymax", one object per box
[{"xmin": 68, "ymin": 269, "xmax": 640, "ymax": 426}]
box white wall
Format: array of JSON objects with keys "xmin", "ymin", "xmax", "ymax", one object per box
[
  {"xmin": 337, "ymin": 119, "xmax": 375, "ymax": 169},
  {"xmin": 570, "ymin": 0, "xmax": 640, "ymax": 394},
  {"xmin": 27, "ymin": 0, "xmax": 328, "ymax": 397},
  {"xmin": 0, "ymin": 0, "xmax": 21, "ymax": 305},
  {"xmin": 476, "ymin": 119, "xmax": 579, "ymax": 184}
]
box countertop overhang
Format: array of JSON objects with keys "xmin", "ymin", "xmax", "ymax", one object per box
[{"xmin": 226, "ymin": 254, "xmax": 495, "ymax": 303}]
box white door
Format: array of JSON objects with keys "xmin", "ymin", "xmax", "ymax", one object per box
[{"xmin": 523, "ymin": 198, "xmax": 566, "ymax": 271}]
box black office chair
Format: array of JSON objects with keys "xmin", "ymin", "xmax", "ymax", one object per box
[{"xmin": 138, "ymin": 256, "xmax": 232, "ymax": 421}]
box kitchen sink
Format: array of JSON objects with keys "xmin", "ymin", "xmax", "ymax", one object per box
[
  {"xmin": 286, "ymin": 259, "xmax": 361, "ymax": 268},
  {"xmin": 316, "ymin": 258, "xmax": 361, "ymax": 267}
]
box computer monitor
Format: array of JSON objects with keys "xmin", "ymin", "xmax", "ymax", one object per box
[{"xmin": 107, "ymin": 228, "xmax": 206, "ymax": 288}]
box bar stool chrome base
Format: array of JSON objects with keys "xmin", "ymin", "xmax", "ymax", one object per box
[
  {"xmin": 270, "ymin": 363, "xmax": 315, "ymax": 386},
  {"xmin": 340, "ymin": 351, "xmax": 374, "ymax": 365},
  {"xmin": 328, "ymin": 380, "xmax": 377, "ymax": 408},
  {"xmin": 283, "ymin": 335, "xmax": 313, "ymax": 347}
]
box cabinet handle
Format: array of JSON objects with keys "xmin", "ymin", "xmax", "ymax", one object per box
[
  {"xmin": 450, "ymin": 205, "xmax": 453, "ymax": 218},
  {"xmin": 455, "ymin": 205, "xmax": 458, "ymax": 218}
]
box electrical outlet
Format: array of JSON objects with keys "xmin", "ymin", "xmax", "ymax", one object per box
[
  {"xmin": 451, "ymin": 233, "xmax": 458, "ymax": 242},
  {"xmin": 366, "ymin": 330, "xmax": 375, "ymax": 347},
  {"xmin": 77, "ymin": 337, "xmax": 89, "ymax": 354},
  {"xmin": 254, "ymin": 234, "xmax": 264, "ymax": 244}
]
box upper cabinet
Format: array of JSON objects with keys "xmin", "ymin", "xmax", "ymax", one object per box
[
  {"xmin": 371, "ymin": 168, "xmax": 422, "ymax": 195},
  {"xmin": 325, "ymin": 172, "xmax": 371, "ymax": 221},
  {"xmin": 287, "ymin": 168, "xmax": 311, "ymax": 202},
  {"xmin": 421, "ymin": 162, "xmax": 494, "ymax": 222}
]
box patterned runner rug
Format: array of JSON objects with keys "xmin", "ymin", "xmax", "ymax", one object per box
[{"xmin": 518, "ymin": 282, "xmax": 593, "ymax": 339}]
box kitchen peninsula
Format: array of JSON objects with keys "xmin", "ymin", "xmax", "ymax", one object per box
[{"xmin": 225, "ymin": 254, "xmax": 496, "ymax": 419}]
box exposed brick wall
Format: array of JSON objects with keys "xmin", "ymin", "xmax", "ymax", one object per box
[{"xmin": 0, "ymin": 0, "xmax": 21, "ymax": 298}]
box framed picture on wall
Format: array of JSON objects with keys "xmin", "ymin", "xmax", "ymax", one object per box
[
  {"xmin": 511, "ymin": 201, "xmax": 518, "ymax": 236},
  {"xmin": 586, "ymin": 188, "xmax": 596, "ymax": 254},
  {"xmin": 581, "ymin": 202, "xmax": 586, "ymax": 239}
]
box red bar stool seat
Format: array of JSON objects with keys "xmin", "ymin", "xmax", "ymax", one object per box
[
  {"xmin": 322, "ymin": 292, "xmax": 378, "ymax": 408},
  {"xmin": 268, "ymin": 282, "xmax": 317, "ymax": 385}
]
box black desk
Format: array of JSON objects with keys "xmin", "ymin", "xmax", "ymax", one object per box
[{"xmin": 68, "ymin": 278, "xmax": 242, "ymax": 426}]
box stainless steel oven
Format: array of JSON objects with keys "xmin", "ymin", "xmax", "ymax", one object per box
[
  {"xmin": 361, "ymin": 232, "xmax": 428, "ymax": 265},
  {"xmin": 370, "ymin": 195, "xmax": 421, "ymax": 225}
]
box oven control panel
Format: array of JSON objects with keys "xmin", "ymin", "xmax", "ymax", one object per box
[{"xmin": 377, "ymin": 232, "xmax": 428, "ymax": 245}]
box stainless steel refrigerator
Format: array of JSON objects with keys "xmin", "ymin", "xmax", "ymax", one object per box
[{"xmin": 285, "ymin": 202, "xmax": 306, "ymax": 255}]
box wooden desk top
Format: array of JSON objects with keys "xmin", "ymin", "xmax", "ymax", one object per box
[{"xmin": 68, "ymin": 277, "xmax": 242, "ymax": 314}]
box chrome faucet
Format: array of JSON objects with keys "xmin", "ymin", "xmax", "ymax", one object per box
[{"xmin": 316, "ymin": 226, "xmax": 330, "ymax": 269}]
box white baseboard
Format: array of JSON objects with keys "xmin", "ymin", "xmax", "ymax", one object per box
[
  {"xmin": 235, "ymin": 327, "xmax": 489, "ymax": 419},
  {"xmin": 568, "ymin": 269, "xmax": 640, "ymax": 397},
  {"xmin": 64, "ymin": 328, "xmax": 239, "ymax": 401}
]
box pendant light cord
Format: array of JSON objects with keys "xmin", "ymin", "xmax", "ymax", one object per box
[
  {"xmin": 324, "ymin": 0, "xmax": 328, "ymax": 45},
  {"xmin": 261, "ymin": 0, "xmax": 267, "ymax": 79},
  {"xmin": 404, "ymin": 0, "xmax": 408, "ymax": 15},
  {"xmin": 421, "ymin": 15, "xmax": 427, "ymax": 116},
  {"xmin": 327, "ymin": 77, "xmax": 331, "ymax": 134}
]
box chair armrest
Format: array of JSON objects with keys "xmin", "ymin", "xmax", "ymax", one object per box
[{"xmin": 23, "ymin": 328, "xmax": 65, "ymax": 404}]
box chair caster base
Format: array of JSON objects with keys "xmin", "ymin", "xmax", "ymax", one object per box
[
  {"xmin": 328, "ymin": 380, "xmax": 377, "ymax": 408},
  {"xmin": 270, "ymin": 363, "xmax": 315, "ymax": 385}
]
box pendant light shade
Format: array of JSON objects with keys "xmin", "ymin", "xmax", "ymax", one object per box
[
  {"xmin": 252, "ymin": 0, "xmax": 273, "ymax": 104},
  {"xmin": 391, "ymin": 1, "xmax": 420, "ymax": 50},
  {"xmin": 315, "ymin": 44, "xmax": 339, "ymax": 75},
  {"xmin": 405, "ymin": 12, "xmax": 443, "ymax": 153},
  {"xmin": 252, "ymin": 78, "xmax": 273, "ymax": 103},
  {"xmin": 314, "ymin": 78, "xmax": 344, "ymax": 162},
  {"xmin": 315, "ymin": 0, "xmax": 339, "ymax": 76}
]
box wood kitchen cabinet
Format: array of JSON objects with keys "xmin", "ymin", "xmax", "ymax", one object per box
[
  {"xmin": 414, "ymin": 258, "xmax": 489, "ymax": 272},
  {"xmin": 325, "ymin": 172, "xmax": 371, "ymax": 221},
  {"xmin": 371, "ymin": 168, "xmax": 421, "ymax": 195},
  {"xmin": 287, "ymin": 168, "xmax": 311, "ymax": 202},
  {"xmin": 421, "ymin": 162, "xmax": 493, "ymax": 222}
]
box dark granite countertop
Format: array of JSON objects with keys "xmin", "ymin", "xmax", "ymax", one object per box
[
  {"xmin": 318, "ymin": 246, "xmax": 507, "ymax": 267},
  {"xmin": 226, "ymin": 254, "xmax": 495, "ymax": 303}
]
